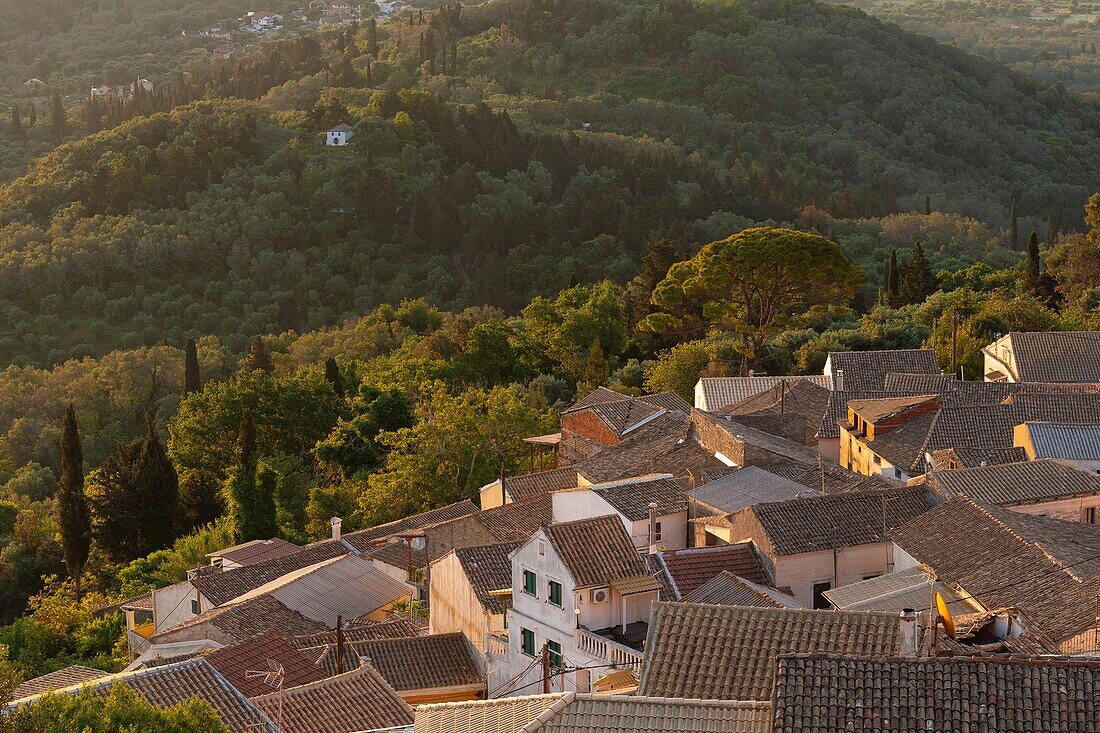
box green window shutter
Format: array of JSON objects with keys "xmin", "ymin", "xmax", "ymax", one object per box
[
  {"xmin": 523, "ymin": 570, "xmax": 537, "ymax": 596},
  {"xmin": 549, "ymin": 580, "xmax": 562, "ymax": 607},
  {"xmin": 547, "ymin": 640, "xmax": 562, "ymax": 668},
  {"xmin": 522, "ymin": 628, "xmax": 535, "ymax": 656}
]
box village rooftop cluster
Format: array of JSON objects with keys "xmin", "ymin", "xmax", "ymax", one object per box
[{"xmin": 9, "ymin": 331, "xmax": 1100, "ymax": 731}]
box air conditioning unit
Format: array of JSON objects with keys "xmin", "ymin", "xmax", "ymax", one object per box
[{"xmin": 592, "ymin": 589, "xmax": 607, "ymax": 604}]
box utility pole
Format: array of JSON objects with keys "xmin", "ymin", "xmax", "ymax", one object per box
[
  {"xmin": 541, "ymin": 643, "xmax": 550, "ymax": 694},
  {"xmin": 336, "ymin": 614, "xmax": 345, "ymax": 675},
  {"xmin": 832, "ymin": 526, "xmax": 839, "ymax": 593}
]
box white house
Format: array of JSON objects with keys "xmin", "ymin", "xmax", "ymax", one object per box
[
  {"xmin": 502, "ymin": 515, "xmax": 660, "ymax": 696},
  {"xmin": 326, "ymin": 123, "xmax": 354, "ymax": 146},
  {"xmin": 550, "ymin": 474, "xmax": 688, "ymax": 551}
]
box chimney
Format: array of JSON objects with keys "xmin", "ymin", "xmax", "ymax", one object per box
[
  {"xmin": 648, "ymin": 502, "xmax": 659, "ymax": 555},
  {"xmin": 835, "ymin": 368, "xmax": 845, "ymax": 392},
  {"xmin": 899, "ymin": 608, "xmax": 918, "ymax": 656},
  {"xmin": 330, "ymin": 516, "xmax": 342, "ymax": 542}
]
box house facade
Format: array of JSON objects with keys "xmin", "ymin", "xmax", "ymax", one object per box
[{"xmin": 502, "ymin": 516, "xmax": 657, "ymax": 696}]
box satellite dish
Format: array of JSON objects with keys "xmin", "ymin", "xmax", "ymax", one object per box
[{"xmin": 935, "ymin": 592, "xmax": 956, "ymax": 639}]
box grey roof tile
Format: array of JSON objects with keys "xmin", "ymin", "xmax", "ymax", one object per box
[
  {"xmin": 772, "ymin": 654, "xmax": 1100, "ymax": 733},
  {"xmin": 638, "ymin": 603, "xmax": 902, "ymax": 700}
]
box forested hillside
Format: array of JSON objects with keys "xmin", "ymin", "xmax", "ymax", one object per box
[{"xmin": 0, "ymin": 0, "xmax": 1097, "ymax": 366}]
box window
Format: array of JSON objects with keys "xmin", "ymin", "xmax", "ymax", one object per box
[
  {"xmin": 812, "ymin": 581, "xmax": 832, "ymax": 610},
  {"xmin": 538, "ymin": 540, "xmax": 546, "ymax": 556},
  {"xmin": 1083, "ymin": 507, "xmax": 1098, "ymax": 525},
  {"xmin": 862, "ymin": 573, "xmax": 881, "ymax": 581},
  {"xmin": 548, "ymin": 580, "xmax": 563, "ymax": 607},
  {"xmin": 523, "ymin": 570, "xmax": 537, "ymax": 597},
  {"xmin": 547, "ymin": 640, "xmax": 562, "ymax": 670},
  {"xmin": 873, "ymin": 455, "xmax": 881, "ymax": 465},
  {"xmin": 654, "ymin": 521, "xmax": 663, "ymax": 542},
  {"xmin": 191, "ymin": 599, "xmax": 199, "ymax": 615},
  {"xmin": 521, "ymin": 628, "xmax": 535, "ymax": 657}
]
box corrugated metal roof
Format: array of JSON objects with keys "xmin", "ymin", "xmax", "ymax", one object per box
[
  {"xmin": 822, "ymin": 567, "xmax": 974, "ymax": 613},
  {"xmin": 235, "ymin": 554, "xmax": 410, "ymax": 626}
]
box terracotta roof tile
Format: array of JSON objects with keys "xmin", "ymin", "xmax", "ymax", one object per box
[
  {"xmin": 994, "ymin": 331, "xmax": 1100, "ymax": 382},
  {"xmin": 152, "ymin": 595, "xmax": 327, "ymax": 645},
  {"xmin": 696, "ymin": 376, "xmax": 831, "ymax": 411},
  {"xmin": 412, "ymin": 693, "xmax": 567, "ymax": 733},
  {"xmin": 882, "ymin": 372, "xmax": 957, "ymax": 392},
  {"xmin": 638, "ymin": 603, "xmax": 902, "ymax": 700},
  {"xmin": 658, "ymin": 543, "xmax": 770, "ymax": 596},
  {"xmin": 289, "ymin": 615, "xmax": 423, "ymax": 649},
  {"xmin": 575, "ymin": 412, "xmax": 721, "ymax": 487},
  {"xmin": 454, "ymin": 542, "xmax": 521, "ymax": 615},
  {"xmin": 353, "ymin": 632, "xmax": 485, "ymax": 692},
  {"xmin": 892, "ymin": 497, "xmax": 1100, "ymax": 642},
  {"xmin": 772, "ymin": 654, "xmax": 1100, "ymax": 732},
  {"xmin": 545, "ymin": 514, "xmax": 650, "ymax": 588},
  {"xmin": 343, "ymin": 500, "xmax": 479, "ymax": 552},
  {"xmin": 742, "ymin": 487, "xmax": 934, "ymax": 555},
  {"xmin": 925, "ymin": 459, "xmax": 1100, "ymax": 506},
  {"xmin": 717, "ymin": 379, "xmax": 831, "ymax": 445},
  {"xmin": 11, "ymin": 666, "xmax": 107, "ymax": 700},
  {"xmin": 204, "ymin": 632, "xmax": 324, "ymax": 698},
  {"xmin": 207, "ymin": 538, "xmax": 299, "ymax": 567},
  {"xmin": 474, "ymin": 494, "xmax": 553, "ymax": 542},
  {"xmin": 680, "ymin": 571, "xmax": 802, "ymax": 608},
  {"xmin": 589, "ymin": 474, "xmax": 687, "ymax": 521},
  {"xmin": 253, "ymin": 663, "xmax": 413, "ymax": 733},
  {"xmin": 827, "ymin": 349, "xmax": 939, "ymax": 391},
  {"xmin": 502, "ymin": 467, "xmax": 578, "ymax": 502}
]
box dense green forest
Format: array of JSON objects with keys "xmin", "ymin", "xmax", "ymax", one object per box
[
  {"xmin": 0, "ymin": 0, "xmax": 1097, "ymax": 365},
  {"xmin": 837, "ymin": 0, "xmax": 1100, "ymax": 97}
]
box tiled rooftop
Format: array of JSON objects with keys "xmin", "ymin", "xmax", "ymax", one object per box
[
  {"xmin": 696, "ymin": 375, "xmax": 831, "ymax": 411},
  {"xmin": 772, "ymin": 654, "xmax": 1100, "ymax": 732},
  {"xmin": 639, "ymin": 602, "xmax": 902, "ymax": 700},
  {"xmin": 589, "ymin": 474, "xmax": 687, "ymax": 520},
  {"xmin": 152, "ymin": 595, "xmax": 327, "ymax": 645},
  {"xmin": 11, "ymin": 665, "xmax": 107, "ymax": 700},
  {"xmin": 680, "ymin": 571, "xmax": 803, "ymax": 608},
  {"xmin": 545, "ymin": 514, "xmax": 651, "ymax": 589},
  {"xmin": 658, "ymin": 543, "xmax": 770, "ymax": 597},
  {"xmin": 342, "ymin": 500, "xmax": 480, "ymax": 553},
  {"xmin": 454, "ymin": 541, "xmax": 521, "ymax": 615},
  {"xmin": 253, "ymin": 663, "xmax": 413, "ymax": 733},
  {"xmin": 352, "ymin": 632, "xmax": 485, "ymax": 692},
  {"xmin": 689, "ymin": 466, "xmax": 815, "ymax": 515},
  {"xmin": 924, "ymin": 459, "xmax": 1100, "ymax": 506},
  {"xmin": 204, "ymin": 632, "xmax": 324, "ymax": 698},
  {"xmin": 827, "ymin": 349, "xmax": 939, "ymax": 391},
  {"xmin": 739, "ymin": 487, "xmax": 934, "ymax": 556},
  {"xmin": 991, "ymin": 331, "xmax": 1100, "ymax": 382},
  {"xmin": 199, "ymin": 539, "xmax": 350, "ymax": 607},
  {"xmin": 1021, "ymin": 421, "xmax": 1100, "ymax": 461}
]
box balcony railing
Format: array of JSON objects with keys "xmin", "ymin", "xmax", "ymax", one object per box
[
  {"xmin": 487, "ymin": 632, "xmax": 509, "ymax": 659},
  {"xmin": 575, "ymin": 628, "xmax": 643, "ymax": 675}
]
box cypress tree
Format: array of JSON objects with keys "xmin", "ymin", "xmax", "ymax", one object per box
[
  {"xmin": 133, "ymin": 417, "xmax": 180, "ymax": 553},
  {"xmin": 324, "ymin": 356, "xmax": 344, "ymax": 397},
  {"xmin": 1009, "ymin": 197, "xmax": 1019, "ymax": 250},
  {"xmin": 27, "ymin": 102, "xmax": 36, "ymax": 128},
  {"xmin": 367, "ymin": 17, "xmax": 378, "ymax": 56},
  {"xmin": 90, "ymin": 417, "xmax": 180, "ymax": 561},
  {"xmin": 226, "ymin": 412, "xmax": 275, "ymax": 541},
  {"xmin": 243, "ymin": 336, "xmax": 274, "ymax": 374},
  {"xmin": 51, "ymin": 93, "xmax": 66, "ymax": 144},
  {"xmin": 885, "ymin": 248, "xmax": 901, "ymax": 308},
  {"xmin": 1026, "ymin": 231, "xmax": 1041, "ymax": 293},
  {"xmin": 184, "ymin": 339, "xmax": 200, "ymax": 395},
  {"xmin": 924, "ymin": 195, "xmax": 931, "ymax": 215},
  {"xmin": 1046, "ymin": 213, "xmax": 1057, "ymax": 246},
  {"xmin": 57, "ymin": 403, "xmax": 90, "ymax": 596},
  {"xmin": 900, "ymin": 243, "xmax": 933, "ymax": 305},
  {"xmin": 10, "ymin": 104, "xmax": 23, "ymax": 138}
]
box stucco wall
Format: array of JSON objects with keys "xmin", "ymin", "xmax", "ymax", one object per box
[
  {"xmin": 429, "ymin": 551, "xmax": 492, "ymax": 653},
  {"xmin": 1005, "ymin": 495, "xmax": 1100, "ymax": 523},
  {"xmin": 773, "ymin": 543, "xmax": 896, "ymax": 608}
]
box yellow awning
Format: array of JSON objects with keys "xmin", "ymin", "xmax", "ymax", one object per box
[{"xmin": 610, "ymin": 574, "xmax": 662, "ymax": 595}]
